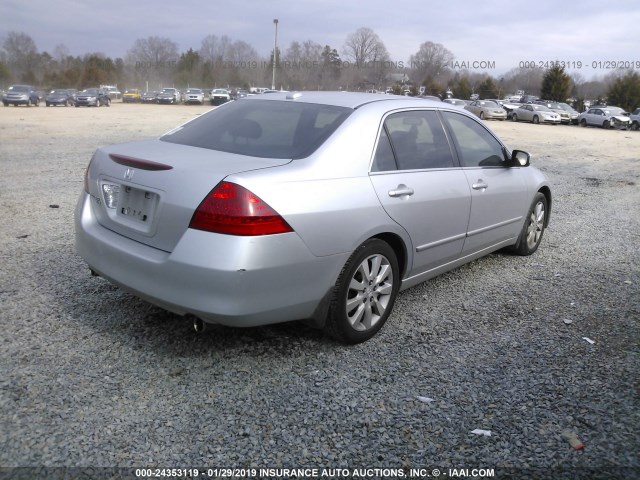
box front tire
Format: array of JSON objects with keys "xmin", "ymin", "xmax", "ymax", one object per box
[
  {"xmin": 325, "ymin": 239, "xmax": 399, "ymax": 344},
  {"xmin": 479, "ymin": 111, "xmax": 485, "ymax": 120},
  {"xmin": 580, "ymin": 119, "xmax": 587, "ymax": 127},
  {"xmin": 533, "ymin": 115, "xmax": 539, "ymax": 124},
  {"xmin": 513, "ymin": 193, "xmax": 548, "ymax": 256},
  {"xmin": 512, "ymin": 114, "xmax": 518, "ymax": 122},
  {"xmin": 602, "ymin": 120, "xmax": 610, "ymax": 129}
]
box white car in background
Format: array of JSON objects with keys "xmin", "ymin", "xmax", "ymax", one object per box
[
  {"xmin": 511, "ymin": 104, "xmax": 561, "ymax": 124},
  {"xmin": 578, "ymin": 106, "xmax": 631, "ymax": 130},
  {"xmin": 210, "ymin": 88, "xmax": 231, "ymax": 106},
  {"xmin": 184, "ymin": 88, "xmax": 205, "ymax": 105}
]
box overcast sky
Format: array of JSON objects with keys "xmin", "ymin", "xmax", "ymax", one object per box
[{"xmin": 2, "ymin": 0, "xmax": 639, "ymax": 78}]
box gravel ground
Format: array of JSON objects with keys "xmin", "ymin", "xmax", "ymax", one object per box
[{"xmin": 0, "ymin": 104, "xmax": 638, "ymax": 479}]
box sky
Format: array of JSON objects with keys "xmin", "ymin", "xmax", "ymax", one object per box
[{"xmin": 2, "ymin": 0, "xmax": 639, "ymax": 78}]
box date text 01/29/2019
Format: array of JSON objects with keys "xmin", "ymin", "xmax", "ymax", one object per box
[{"xmin": 518, "ymin": 60, "xmax": 640, "ymax": 70}]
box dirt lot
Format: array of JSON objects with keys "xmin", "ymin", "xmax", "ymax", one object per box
[{"xmin": 1, "ymin": 102, "xmax": 638, "ymax": 477}]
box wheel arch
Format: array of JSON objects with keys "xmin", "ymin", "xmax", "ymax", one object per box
[
  {"xmin": 370, "ymin": 231, "xmax": 409, "ymax": 279},
  {"xmin": 538, "ymin": 186, "xmax": 552, "ymax": 227}
]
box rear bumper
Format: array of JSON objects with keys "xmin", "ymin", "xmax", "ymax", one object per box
[{"xmin": 74, "ymin": 193, "xmax": 346, "ymax": 327}]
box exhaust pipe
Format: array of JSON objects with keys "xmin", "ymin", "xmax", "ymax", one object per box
[{"xmin": 193, "ymin": 317, "xmax": 206, "ymax": 333}]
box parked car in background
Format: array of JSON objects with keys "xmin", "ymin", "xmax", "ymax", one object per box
[
  {"xmin": 210, "ymin": 88, "xmax": 231, "ymax": 106},
  {"xmin": 141, "ymin": 91, "xmax": 158, "ymax": 104},
  {"xmin": 464, "ymin": 100, "xmax": 507, "ymax": 120},
  {"xmin": 101, "ymin": 85, "xmax": 122, "ymax": 101},
  {"xmin": 535, "ymin": 101, "xmax": 573, "ymax": 124},
  {"xmin": 122, "ymin": 89, "xmax": 142, "ymax": 103},
  {"xmin": 75, "ymin": 92, "xmax": 551, "ymax": 344},
  {"xmin": 45, "ymin": 89, "xmax": 76, "ymax": 107},
  {"xmin": 520, "ymin": 95, "xmax": 538, "ymax": 104},
  {"xmin": 442, "ymin": 98, "xmax": 468, "ymax": 108},
  {"xmin": 578, "ymin": 106, "xmax": 631, "ymax": 129},
  {"xmin": 630, "ymin": 108, "xmax": 640, "ymax": 131},
  {"xmin": 184, "ymin": 88, "xmax": 205, "ymax": 105},
  {"xmin": 232, "ymin": 89, "xmax": 250, "ymax": 100},
  {"xmin": 75, "ymin": 88, "xmax": 111, "ymax": 107},
  {"xmin": 157, "ymin": 88, "xmax": 182, "ymax": 104},
  {"xmin": 557, "ymin": 102, "xmax": 580, "ymax": 125},
  {"xmin": 2, "ymin": 84, "xmax": 40, "ymax": 106},
  {"xmin": 511, "ymin": 104, "xmax": 561, "ymax": 124}
]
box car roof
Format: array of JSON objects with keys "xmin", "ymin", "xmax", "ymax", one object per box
[{"xmin": 242, "ymin": 91, "xmax": 442, "ymax": 110}]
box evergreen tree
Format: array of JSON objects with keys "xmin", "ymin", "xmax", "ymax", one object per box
[
  {"xmin": 540, "ymin": 65, "xmax": 571, "ymax": 101},
  {"xmin": 607, "ymin": 71, "xmax": 640, "ymax": 112}
]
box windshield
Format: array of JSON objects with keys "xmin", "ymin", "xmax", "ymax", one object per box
[
  {"xmin": 9, "ymin": 85, "xmax": 30, "ymax": 92},
  {"xmin": 161, "ymin": 99, "xmax": 352, "ymax": 159},
  {"xmin": 479, "ymin": 101, "xmax": 499, "ymax": 107},
  {"xmin": 532, "ymin": 105, "xmax": 553, "ymax": 112}
]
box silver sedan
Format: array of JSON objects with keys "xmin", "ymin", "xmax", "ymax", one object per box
[
  {"xmin": 464, "ymin": 100, "xmax": 508, "ymax": 120},
  {"xmin": 511, "ymin": 104, "xmax": 561, "ymax": 124},
  {"xmin": 75, "ymin": 92, "xmax": 551, "ymax": 343}
]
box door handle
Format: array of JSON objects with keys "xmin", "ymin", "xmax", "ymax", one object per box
[
  {"xmin": 472, "ymin": 180, "xmax": 488, "ymax": 190},
  {"xmin": 388, "ymin": 185, "xmax": 414, "ymax": 197}
]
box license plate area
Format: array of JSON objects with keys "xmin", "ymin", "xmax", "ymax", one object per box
[{"xmin": 118, "ymin": 186, "xmax": 158, "ymax": 224}]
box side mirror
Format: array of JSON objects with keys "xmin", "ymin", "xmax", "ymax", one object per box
[{"xmin": 511, "ymin": 149, "xmax": 530, "ymax": 167}]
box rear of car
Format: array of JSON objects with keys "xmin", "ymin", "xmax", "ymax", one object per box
[{"xmin": 75, "ymin": 96, "xmax": 355, "ymax": 326}]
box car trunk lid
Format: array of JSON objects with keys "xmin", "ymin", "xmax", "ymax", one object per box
[{"xmin": 87, "ymin": 139, "xmax": 291, "ymax": 252}]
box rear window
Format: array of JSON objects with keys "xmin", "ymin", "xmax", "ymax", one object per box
[{"xmin": 161, "ymin": 99, "xmax": 352, "ymax": 159}]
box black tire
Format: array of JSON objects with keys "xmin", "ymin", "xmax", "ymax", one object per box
[
  {"xmin": 512, "ymin": 114, "xmax": 518, "ymax": 122},
  {"xmin": 105, "ymin": 98, "xmax": 111, "ymax": 107},
  {"xmin": 512, "ymin": 192, "xmax": 548, "ymax": 256},
  {"xmin": 479, "ymin": 111, "xmax": 484, "ymax": 120},
  {"xmin": 324, "ymin": 239, "xmax": 400, "ymax": 344},
  {"xmin": 27, "ymin": 99, "xmax": 32, "ymax": 107},
  {"xmin": 580, "ymin": 119, "xmax": 587, "ymax": 127},
  {"xmin": 533, "ymin": 115, "xmax": 539, "ymax": 124},
  {"xmin": 602, "ymin": 120, "xmax": 610, "ymax": 129}
]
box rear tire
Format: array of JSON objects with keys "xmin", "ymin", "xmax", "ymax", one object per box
[
  {"xmin": 324, "ymin": 239, "xmax": 399, "ymax": 344},
  {"xmin": 533, "ymin": 115, "xmax": 539, "ymax": 124},
  {"xmin": 512, "ymin": 114, "xmax": 518, "ymax": 122}
]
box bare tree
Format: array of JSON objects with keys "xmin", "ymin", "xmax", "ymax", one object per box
[
  {"xmin": 126, "ymin": 36, "xmax": 178, "ymax": 67},
  {"xmin": 199, "ymin": 35, "xmax": 231, "ymax": 65},
  {"xmin": 281, "ymin": 40, "xmax": 323, "ymax": 89},
  {"xmin": 342, "ymin": 28, "xmax": 390, "ymax": 89},
  {"xmin": 342, "ymin": 27, "xmax": 389, "ymax": 66},
  {"xmin": 409, "ymin": 41, "xmax": 454, "ymax": 84},
  {"xmin": 2, "ymin": 31, "xmax": 39, "ymax": 79},
  {"xmin": 126, "ymin": 36, "xmax": 179, "ymax": 86}
]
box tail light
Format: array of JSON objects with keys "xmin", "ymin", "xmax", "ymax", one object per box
[{"xmin": 189, "ymin": 181, "xmax": 293, "ymax": 236}]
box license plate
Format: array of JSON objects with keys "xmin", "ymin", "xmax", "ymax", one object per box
[{"xmin": 118, "ymin": 186, "xmax": 157, "ymax": 223}]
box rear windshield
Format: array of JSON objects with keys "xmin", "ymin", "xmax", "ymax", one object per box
[{"xmin": 160, "ymin": 99, "xmax": 352, "ymax": 159}]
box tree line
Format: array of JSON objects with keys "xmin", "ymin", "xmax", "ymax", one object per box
[{"xmin": 1, "ymin": 29, "xmax": 638, "ymax": 111}]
